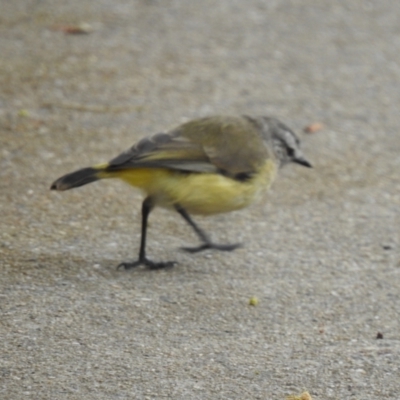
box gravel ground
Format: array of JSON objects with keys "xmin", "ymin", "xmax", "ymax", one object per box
[{"xmin": 1, "ymin": 1, "xmax": 400, "ymax": 399}]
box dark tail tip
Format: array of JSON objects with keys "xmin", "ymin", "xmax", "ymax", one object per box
[{"xmin": 50, "ymin": 167, "xmax": 100, "ymax": 191}]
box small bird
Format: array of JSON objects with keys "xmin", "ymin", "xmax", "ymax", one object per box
[{"xmin": 51, "ymin": 115, "xmax": 311, "ymax": 269}]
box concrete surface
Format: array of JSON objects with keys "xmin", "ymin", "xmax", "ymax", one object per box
[{"xmin": 1, "ymin": 1, "xmax": 400, "ymax": 399}]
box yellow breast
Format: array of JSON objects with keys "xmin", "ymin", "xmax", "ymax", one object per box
[{"xmin": 109, "ymin": 160, "xmax": 277, "ymax": 215}]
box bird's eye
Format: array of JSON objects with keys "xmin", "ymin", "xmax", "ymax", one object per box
[{"xmin": 287, "ymin": 147, "xmax": 295, "ymax": 157}]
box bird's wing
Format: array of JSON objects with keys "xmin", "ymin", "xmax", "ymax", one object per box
[
  {"xmin": 107, "ymin": 116, "xmax": 269, "ymax": 177},
  {"xmin": 107, "ymin": 132, "xmax": 218, "ymax": 173}
]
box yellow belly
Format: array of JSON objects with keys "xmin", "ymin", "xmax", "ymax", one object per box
[{"xmin": 103, "ymin": 160, "xmax": 277, "ymax": 215}]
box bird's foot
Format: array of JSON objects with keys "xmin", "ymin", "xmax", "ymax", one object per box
[
  {"xmin": 117, "ymin": 258, "xmax": 177, "ymax": 270},
  {"xmin": 181, "ymin": 242, "xmax": 242, "ymax": 253}
]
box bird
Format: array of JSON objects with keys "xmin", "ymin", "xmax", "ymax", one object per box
[{"xmin": 50, "ymin": 115, "xmax": 312, "ymax": 270}]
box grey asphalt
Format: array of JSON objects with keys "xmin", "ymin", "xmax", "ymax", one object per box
[{"xmin": 1, "ymin": 1, "xmax": 400, "ymax": 399}]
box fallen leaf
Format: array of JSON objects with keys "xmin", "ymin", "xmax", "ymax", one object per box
[
  {"xmin": 51, "ymin": 23, "xmax": 93, "ymax": 34},
  {"xmin": 303, "ymin": 122, "xmax": 324, "ymax": 133}
]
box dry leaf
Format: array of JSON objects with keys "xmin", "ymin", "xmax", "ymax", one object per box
[
  {"xmin": 51, "ymin": 23, "xmax": 93, "ymax": 34},
  {"xmin": 303, "ymin": 122, "xmax": 324, "ymax": 133}
]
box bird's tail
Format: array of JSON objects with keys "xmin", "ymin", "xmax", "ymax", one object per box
[{"xmin": 50, "ymin": 165, "xmax": 108, "ymax": 191}]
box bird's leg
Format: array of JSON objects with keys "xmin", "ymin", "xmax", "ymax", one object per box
[
  {"xmin": 175, "ymin": 205, "xmax": 241, "ymax": 253},
  {"xmin": 118, "ymin": 197, "xmax": 176, "ymax": 270}
]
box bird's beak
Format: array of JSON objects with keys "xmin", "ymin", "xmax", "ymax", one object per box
[{"xmin": 294, "ymin": 156, "xmax": 312, "ymax": 168}]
